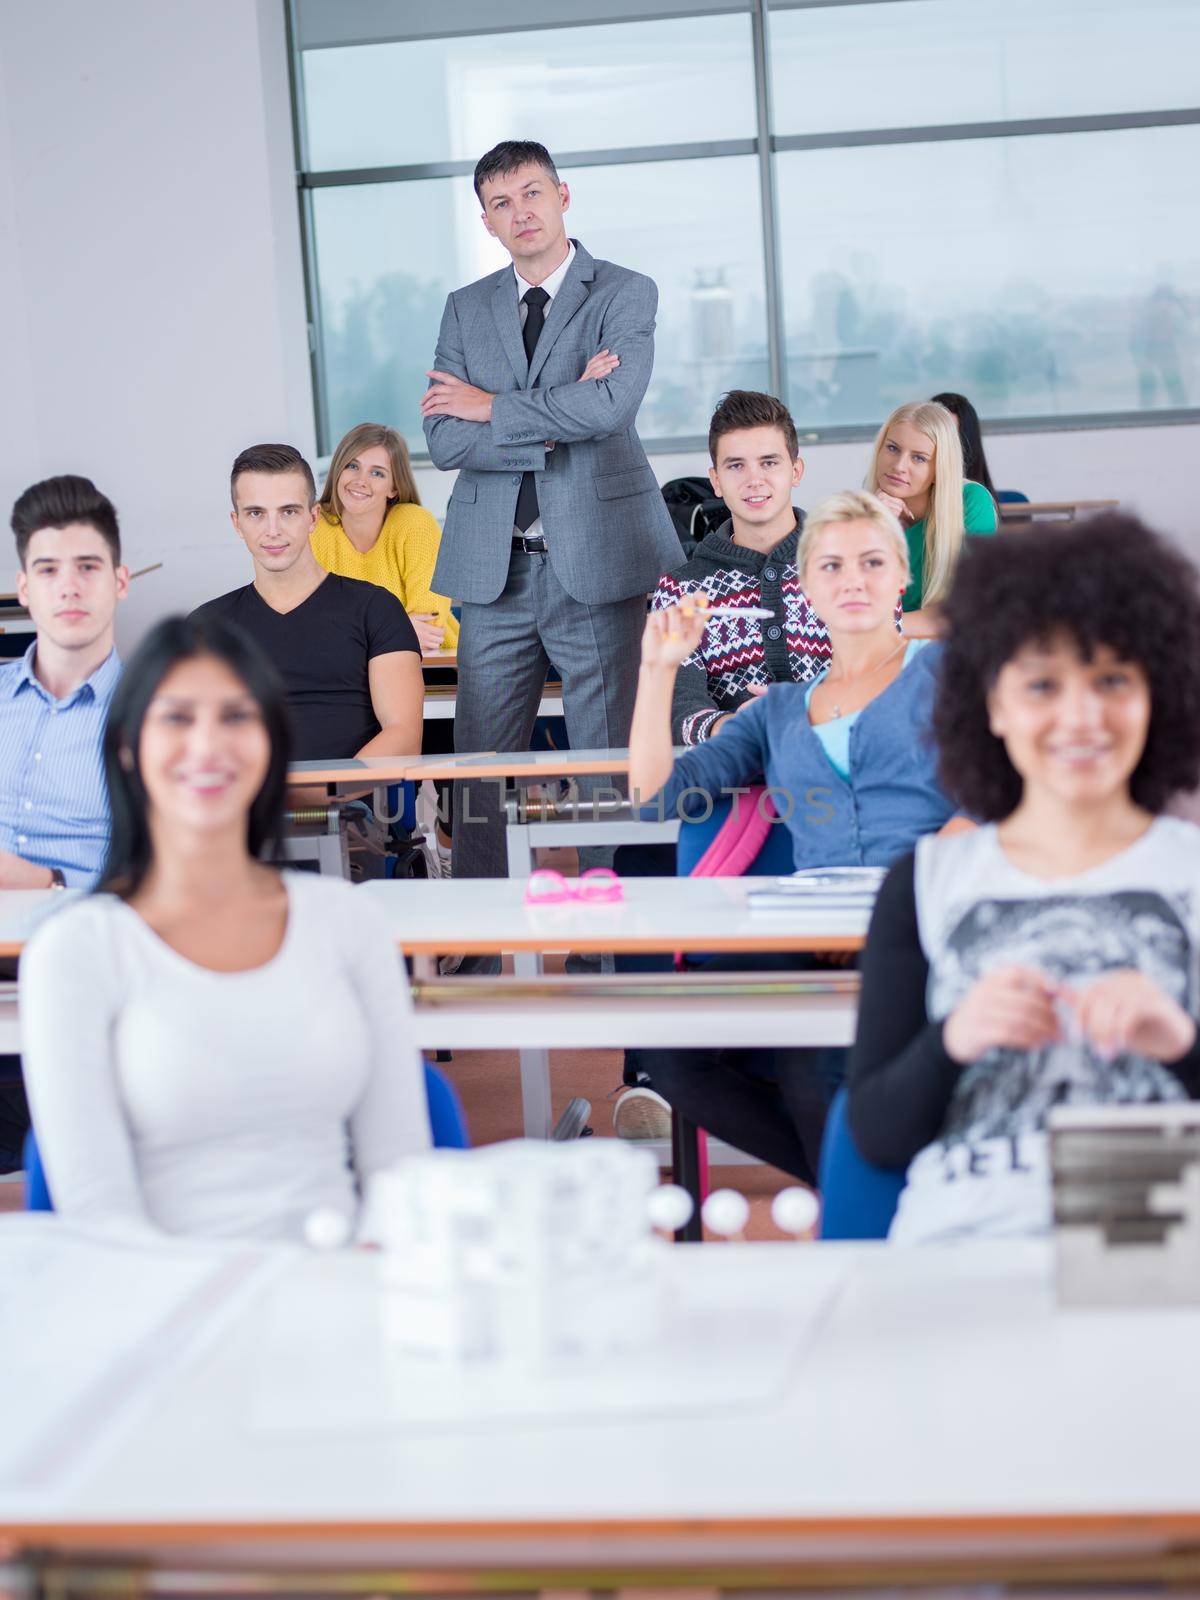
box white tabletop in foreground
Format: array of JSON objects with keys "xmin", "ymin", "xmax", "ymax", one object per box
[
  {"xmin": 4, "ymin": 1226, "xmax": 1200, "ymax": 1551},
  {"xmin": 361, "ymin": 876, "xmax": 869, "ymax": 954}
]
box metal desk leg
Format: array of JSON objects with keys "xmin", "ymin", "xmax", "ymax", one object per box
[
  {"xmin": 512, "ymin": 947, "xmax": 553, "ymax": 1138},
  {"xmin": 505, "ymin": 818, "xmax": 534, "ymax": 878},
  {"xmin": 671, "ymin": 1110, "xmax": 704, "ymax": 1242}
]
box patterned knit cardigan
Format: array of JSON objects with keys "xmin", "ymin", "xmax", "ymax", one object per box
[{"xmin": 649, "ymin": 516, "xmax": 831, "ymax": 746}]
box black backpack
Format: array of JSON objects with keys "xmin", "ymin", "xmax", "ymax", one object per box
[{"xmin": 661, "ymin": 477, "xmax": 727, "ymax": 558}]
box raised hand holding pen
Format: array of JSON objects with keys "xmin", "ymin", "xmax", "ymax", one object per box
[
  {"xmin": 629, "ymin": 592, "xmax": 711, "ymax": 800},
  {"xmin": 639, "ymin": 592, "xmax": 710, "ymax": 670}
]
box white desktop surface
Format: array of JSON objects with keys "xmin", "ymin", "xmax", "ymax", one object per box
[
  {"xmin": 0, "ymin": 887, "xmax": 69, "ymax": 953},
  {"xmin": 0, "ymin": 878, "xmax": 866, "ymax": 961},
  {"xmin": 360, "ymin": 875, "xmax": 869, "ymax": 954},
  {"xmin": 4, "ymin": 1229, "xmax": 1200, "ymax": 1544}
]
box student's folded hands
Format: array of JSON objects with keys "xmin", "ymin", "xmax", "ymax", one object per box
[
  {"xmin": 944, "ymin": 962, "xmax": 1197, "ymax": 1066},
  {"xmin": 1061, "ymin": 968, "xmax": 1197, "ymax": 1064},
  {"xmin": 943, "ymin": 964, "xmax": 1061, "ymax": 1063}
]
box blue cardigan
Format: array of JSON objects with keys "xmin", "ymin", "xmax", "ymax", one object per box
[{"xmin": 640, "ymin": 643, "xmax": 952, "ymax": 869}]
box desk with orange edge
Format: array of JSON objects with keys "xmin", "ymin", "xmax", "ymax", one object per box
[
  {"xmin": 998, "ymin": 497, "xmax": 1118, "ymax": 522},
  {"xmin": 2, "ymin": 1234, "xmax": 1199, "ymax": 1591},
  {"xmin": 0, "ymin": 878, "xmax": 862, "ymax": 1146},
  {"xmin": 289, "ymin": 748, "xmax": 682, "ymax": 880}
]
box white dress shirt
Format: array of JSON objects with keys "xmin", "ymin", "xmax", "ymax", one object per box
[{"xmin": 514, "ymin": 240, "xmax": 576, "ymax": 321}]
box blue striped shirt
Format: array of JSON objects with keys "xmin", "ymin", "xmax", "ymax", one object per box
[{"xmin": 0, "ymin": 643, "xmax": 121, "ymax": 887}]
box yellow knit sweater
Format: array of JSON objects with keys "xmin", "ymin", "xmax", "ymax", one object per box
[{"xmin": 311, "ymin": 502, "xmax": 459, "ymax": 648}]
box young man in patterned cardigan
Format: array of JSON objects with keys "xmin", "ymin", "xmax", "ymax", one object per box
[
  {"xmin": 650, "ymin": 390, "xmax": 824, "ymax": 746},
  {"xmin": 614, "ymin": 391, "xmax": 818, "ymax": 1139}
]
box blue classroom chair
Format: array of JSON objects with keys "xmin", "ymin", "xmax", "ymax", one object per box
[
  {"xmin": 675, "ymin": 791, "xmax": 796, "ymax": 880},
  {"xmin": 24, "ymin": 1059, "xmax": 469, "ymax": 1212},
  {"xmin": 816, "ymin": 1086, "xmax": 904, "ymax": 1240}
]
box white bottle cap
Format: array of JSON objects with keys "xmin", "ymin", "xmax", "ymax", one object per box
[
  {"xmin": 304, "ymin": 1206, "xmax": 351, "ymax": 1252},
  {"xmin": 771, "ymin": 1186, "xmax": 820, "ymax": 1237},
  {"xmin": 702, "ymin": 1188, "xmax": 750, "ymax": 1238},
  {"xmin": 647, "ymin": 1183, "xmax": 695, "ymax": 1232}
]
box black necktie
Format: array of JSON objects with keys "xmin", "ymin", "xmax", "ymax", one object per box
[{"xmin": 515, "ymin": 286, "xmax": 549, "ymax": 534}]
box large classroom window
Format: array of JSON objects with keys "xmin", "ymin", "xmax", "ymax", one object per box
[{"xmin": 289, "ymin": 0, "xmax": 1200, "ymax": 455}]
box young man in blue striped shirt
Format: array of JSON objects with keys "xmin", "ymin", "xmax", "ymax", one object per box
[
  {"xmin": 2, "ymin": 475, "xmax": 128, "ymax": 890},
  {"xmin": 1, "ymin": 474, "xmax": 127, "ymax": 1165}
]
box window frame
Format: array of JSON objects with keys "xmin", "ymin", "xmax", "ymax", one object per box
[{"xmin": 286, "ymin": 0, "xmax": 1200, "ymax": 458}]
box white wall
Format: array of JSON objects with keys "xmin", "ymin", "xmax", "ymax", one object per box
[
  {"xmin": 1, "ymin": 0, "xmax": 1196, "ymax": 655},
  {"xmin": 0, "ymin": 0, "xmax": 315, "ymax": 652}
]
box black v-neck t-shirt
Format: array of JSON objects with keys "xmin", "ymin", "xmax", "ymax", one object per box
[{"xmin": 190, "ymin": 575, "xmax": 418, "ymax": 760}]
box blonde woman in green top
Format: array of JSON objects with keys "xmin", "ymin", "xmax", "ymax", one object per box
[{"xmin": 866, "ymin": 399, "xmax": 997, "ymax": 633}]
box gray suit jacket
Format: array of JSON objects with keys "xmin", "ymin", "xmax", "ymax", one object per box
[{"xmin": 424, "ymin": 240, "xmax": 683, "ymax": 606}]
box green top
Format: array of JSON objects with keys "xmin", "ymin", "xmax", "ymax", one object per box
[{"xmin": 901, "ymin": 479, "xmax": 998, "ymax": 612}]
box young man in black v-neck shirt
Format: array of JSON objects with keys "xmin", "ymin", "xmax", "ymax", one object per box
[{"xmin": 191, "ymin": 445, "xmax": 422, "ymax": 762}]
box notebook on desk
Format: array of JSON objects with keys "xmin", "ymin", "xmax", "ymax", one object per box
[{"xmin": 746, "ymin": 867, "xmax": 886, "ymax": 912}]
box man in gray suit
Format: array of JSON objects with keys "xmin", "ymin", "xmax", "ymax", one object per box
[{"xmin": 421, "ymin": 139, "xmax": 681, "ymax": 880}]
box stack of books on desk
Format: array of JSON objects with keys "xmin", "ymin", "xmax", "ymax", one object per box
[{"xmin": 746, "ymin": 867, "xmax": 887, "ymax": 913}]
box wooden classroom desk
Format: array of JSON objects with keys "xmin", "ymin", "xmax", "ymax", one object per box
[
  {"xmin": 422, "ymin": 687, "xmax": 562, "ymax": 722},
  {"xmin": 0, "ymin": 881, "xmax": 863, "ymax": 1146},
  {"xmin": 3, "ymin": 1227, "xmax": 1199, "ymax": 1588},
  {"xmin": 360, "ymin": 874, "xmax": 866, "ymax": 957},
  {"xmin": 998, "ymin": 498, "xmax": 1118, "ymax": 522},
  {"xmin": 288, "ymin": 755, "xmax": 426, "ymax": 788},
  {"xmin": 367, "ymin": 875, "xmax": 862, "ymax": 1142},
  {"xmin": 289, "ymin": 747, "xmax": 676, "ymax": 881},
  {"xmin": 287, "ymin": 746, "xmax": 626, "ymax": 785},
  {"xmin": 386, "ymin": 745, "xmax": 682, "ymax": 874}
]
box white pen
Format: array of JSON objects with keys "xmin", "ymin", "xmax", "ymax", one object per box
[{"xmin": 698, "ymin": 606, "xmax": 776, "ymax": 621}]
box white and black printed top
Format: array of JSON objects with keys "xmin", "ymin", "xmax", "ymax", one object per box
[{"xmin": 847, "ymin": 818, "xmax": 1200, "ymax": 1243}]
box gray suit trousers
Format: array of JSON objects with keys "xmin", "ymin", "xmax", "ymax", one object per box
[{"xmin": 452, "ymin": 548, "xmax": 645, "ymax": 880}]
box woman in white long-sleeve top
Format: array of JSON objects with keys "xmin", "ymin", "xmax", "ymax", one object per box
[{"xmin": 20, "ymin": 615, "xmax": 431, "ymax": 1242}]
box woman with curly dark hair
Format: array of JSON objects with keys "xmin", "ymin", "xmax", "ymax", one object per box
[{"xmin": 847, "ymin": 514, "xmax": 1200, "ymax": 1242}]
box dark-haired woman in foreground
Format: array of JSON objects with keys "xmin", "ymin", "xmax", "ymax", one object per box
[
  {"xmin": 21, "ymin": 617, "xmax": 430, "ymax": 1240},
  {"xmin": 848, "ymin": 515, "xmax": 1200, "ymax": 1242}
]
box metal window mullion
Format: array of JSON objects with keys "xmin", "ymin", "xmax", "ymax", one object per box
[
  {"xmin": 285, "ymin": 0, "xmax": 332, "ymax": 456},
  {"xmin": 300, "ymin": 138, "xmax": 759, "ymax": 189},
  {"xmin": 751, "ymin": 0, "xmax": 785, "ymax": 402},
  {"xmin": 297, "ymin": 1, "xmax": 754, "ymax": 50},
  {"xmin": 772, "ymin": 106, "xmax": 1200, "ymax": 154}
]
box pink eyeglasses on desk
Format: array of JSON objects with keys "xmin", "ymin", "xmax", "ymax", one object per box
[{"xmin": 523, "ymin": 867, "xmax": 625, "ymax": 906}]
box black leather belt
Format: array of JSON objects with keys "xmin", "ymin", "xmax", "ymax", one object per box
[{"xmin": 512, "ymin": 533, "xmax": 548, "ymax": 554}]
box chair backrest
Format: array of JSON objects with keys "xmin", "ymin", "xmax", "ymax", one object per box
[
  {"xmin": 676, "ymin": 789, "xmax": 795, "ymax": 880},
  {"xmin": 817, "ymin": 1087, "xmax": 904, "ymax": 1240},
  {"xmin": 424, "ymin": 1059, "xmax": 470, "ymax": 1149},
  {"xmin": 995, "ymin": 489, "xmax": 1030, "ymax": 504},
  {"xmin": 24, "ymin": 1059, "xmax": 470, "ymax": 1212}
]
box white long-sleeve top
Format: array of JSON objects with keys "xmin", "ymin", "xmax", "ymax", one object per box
[{"xmin": 19, "ymin": 872, "xmax": 432, "ymax": 1241}]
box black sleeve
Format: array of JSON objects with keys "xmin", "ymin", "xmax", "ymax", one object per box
[
  {"xmin": 1166, "ymin": 1031, "xmax": 1200, "ymax": 1097},
  {"xmin": 364, "ymin": 586, "xmax": 420, "ymax": 658},
  {"xmin": 847, "ymin": 851, "xmax": 964, "ymax": 1168}
]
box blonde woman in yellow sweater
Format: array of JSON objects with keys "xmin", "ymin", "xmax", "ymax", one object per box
[
  {"xmin": 314, "ymin": 422, "xmax": 458, "ymax": 872},
  {"xmin": 313, "ymin": 423, "xmax": 459, "ymax": 653}
]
